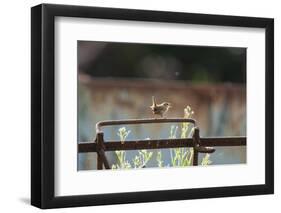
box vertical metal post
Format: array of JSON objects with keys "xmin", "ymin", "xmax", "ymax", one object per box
[
  {"xmin": 192, "ymin": 127, "xmax": 200, "ymax": 166},
  {"xmin": 96, "ymin": 132, "xmax": 104, "ymax": 170},
  {"xmin": 96, "ymin": 132, "xmax": 110, "ymax": 170}
]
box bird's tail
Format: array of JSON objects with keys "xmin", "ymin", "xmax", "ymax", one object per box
[{"xmin": 152, "ymin": 96, "xmax": 156, "ymax": 107}]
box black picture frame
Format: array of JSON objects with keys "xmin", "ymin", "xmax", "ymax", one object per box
[{"xmin": 31, "ymin": 3, "xmax": 274, "ymax": 209}]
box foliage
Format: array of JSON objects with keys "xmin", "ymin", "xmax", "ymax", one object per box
[
  {"xmin": 201, "ymin": 154, "xmax": 212, "ymax": 166},
  {"xmin": 112, "ymin": 128, "xmax": 131, "ymax": 169},
  {"xmin": 132, "ymin": 150, "xmax": 153, "ymax": 168},
  {"xmin": 117, "ymin": 127, "xmax": 131, "ymax": 144},
  {"xmin": 112, "ymin": 128, "xmax": 153, "ymax": 169},
  {"xmin": 169, "ymin": 106, "xmax": 195, "ymax": 167},
  {"xmin": 111, "ymin": 106, "xmax": 211, "ymax": 170},
  {"xmin": 156, "ymin": 151, "xmax": 164, "ymax": 168}
]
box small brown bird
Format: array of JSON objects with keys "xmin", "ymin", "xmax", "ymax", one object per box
[{"xmin": 150, "ymin": 96, "xmax": 171, "ymax": 118}]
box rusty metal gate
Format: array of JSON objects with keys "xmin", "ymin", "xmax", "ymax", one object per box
[{"xmin": 78, "ymin": 118, "xmax": 246, "ymax": 170}]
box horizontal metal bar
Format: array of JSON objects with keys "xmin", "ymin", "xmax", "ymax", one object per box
[
  {"xmin": 78, "ymin": 137, "xmax": 246, "ymax": 153},
  {"xmin": 96, "ymin": 118, "xmax": 196, "ymax": 133},
  {"xmin": 198, "ymin": 137, "xmax": 246, "ymax": 146}
]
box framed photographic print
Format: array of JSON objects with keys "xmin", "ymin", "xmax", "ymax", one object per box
[{"xmin": 31, "ymin": 3, "xmax": 274, "ymax": 209}]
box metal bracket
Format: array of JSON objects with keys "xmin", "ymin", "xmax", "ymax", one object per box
[{"xmin": 192, "ymin": 127, "xmax": 215, "ymax": 166}]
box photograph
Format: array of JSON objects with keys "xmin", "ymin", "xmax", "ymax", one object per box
[
  {"xmin": 30, "ymin": 3, "xmax": 274, "ymax": 209},
  {"xmin": 77, "ymin": 41, "xmax": 246, "ymax": 170}
]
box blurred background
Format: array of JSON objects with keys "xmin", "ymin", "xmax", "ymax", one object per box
[{"xmin": 77, "ymin": 41, "xmax": 246, "ymax": 170}]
